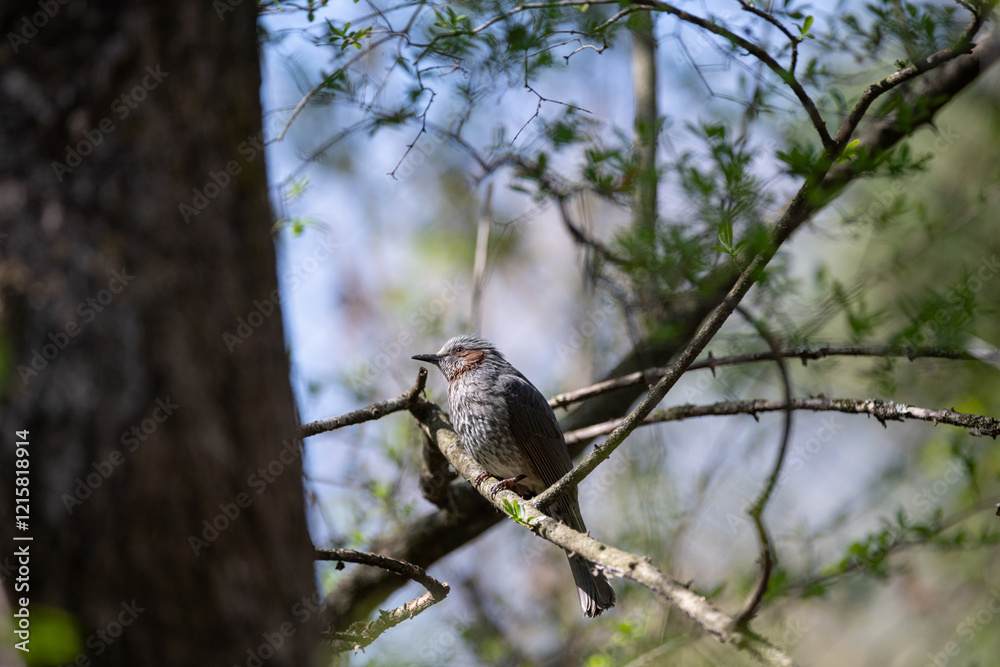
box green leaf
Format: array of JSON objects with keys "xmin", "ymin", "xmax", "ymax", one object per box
[
  {"xmin": 501, "ymin": 497, "xmax": 532, "ymax": 526},
  {"xmin": 838, "ymin": 138, "xmax": 861, "ymax": 163}
]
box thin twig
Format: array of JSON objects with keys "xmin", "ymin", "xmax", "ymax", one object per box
[
  {"xmin": 300, "ymin": 367, "xmax": 428, "ymax": 437},
  {"xmin": 555, "ymin": 197, "xmax": 624, "ymax": 264},
  {"xmin": 387, "ymin": 89, "xmax": 437, "ymax": 178},
  {"xmin": 409, "ymin": 0, "xmax": 831, "ymax": 151},
  {"xmin": 511, "ymin": 45, "xmax": 592, "ymax": 145},
  {"xmin": 737, "ymin": 1, "xmax": 801, "ymax": 75},
  {"xmin": 319, "ymin": 547, "xmax": 450, "ymax": 651},
  {"xmin": 733, "ymin": 308, "xmax": 792, "ymax": 627}
]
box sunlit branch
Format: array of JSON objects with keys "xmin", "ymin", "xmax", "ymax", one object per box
[
  {"xmin": 407, "ymin": 396, "xmax": 799, "ymax": 667},
  {"xmin": 300, "ymin": 367, "xmax": 427, "ymax": 437},
  {"xmin": 562, "ymin": 396, "xmax": 1000, "ymax": 447},
  {"xmin": 319, "ymin": 547, "xmax": 449, "ymax": 651}
]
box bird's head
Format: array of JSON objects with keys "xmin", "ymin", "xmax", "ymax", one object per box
[{"xmin": 412, "ymin": 334, "xmax": 503, "ymax": 383}]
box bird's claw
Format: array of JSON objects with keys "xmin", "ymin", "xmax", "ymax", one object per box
[{"xmin": 489, "ymin": 474, "xmax": 527, "ymax": 499}]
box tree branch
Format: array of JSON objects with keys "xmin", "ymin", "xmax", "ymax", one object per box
[
  {"xmin": 300, "ymin": 367, "xmax": 427, "ymax": 438},
  {"xmin": 830, "ymin": 10, "xmax": 987, "ymax": 150},
  {"xmin": 786, "ymin": 496, "xmax": 1000, "ymax": 595},
  {"xmin": 733, "ymin": 308, "xmax": 792, "ymax": 627},
  {"xmin": 410, "ymin": 397, "xmax": 799, "ymax": 667},
  {"xmin": 563, "ymin": 396, "xmax": 1000, "ymax": 447},
  {"xmin": 825, "ymin": 29, "xmax": 1000, "ymax": 187},
  {"xmin": 318, "ymin": 548, "xmax": 449, "ymax": 651},
  {"xmin": 737, "ymin": 1, "xmax": 802, "ymax": 75}
]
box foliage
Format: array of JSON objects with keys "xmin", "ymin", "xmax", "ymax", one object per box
[{"xmin": 264, "ymin": 0, "xmax": 1000, "ymax": 664}]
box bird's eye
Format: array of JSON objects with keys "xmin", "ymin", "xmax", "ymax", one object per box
[{"xmin": 455, "ymin": 346, "xmax": 465, "ymax": 353}]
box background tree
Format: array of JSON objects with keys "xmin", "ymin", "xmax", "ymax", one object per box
[{"xmin": 0, "ymin": 2, "xmax": 319, "ymax": 665}]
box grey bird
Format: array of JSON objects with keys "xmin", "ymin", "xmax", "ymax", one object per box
[{"xmin": 413, "ymin": 334, "xmax": 616, "ymax": 617}]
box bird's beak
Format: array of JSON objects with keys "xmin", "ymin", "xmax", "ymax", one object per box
[{"xmin": 412, "ymin": 353, "xmax": 443, "ymax": 365}]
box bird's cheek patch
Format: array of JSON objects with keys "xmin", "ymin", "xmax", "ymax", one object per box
[{"xmin": 463, "ymin": 349, "xmax": 487, "ymax": 365}]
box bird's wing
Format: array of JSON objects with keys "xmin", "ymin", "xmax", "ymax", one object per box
[{"xmin": 500, "ymin": 371, "xmax": 573, "ymax": 488}]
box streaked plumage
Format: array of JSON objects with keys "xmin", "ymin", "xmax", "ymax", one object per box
[{"xmin": 413, "ymin": 334, "xmax": 616, "ymax": 617}]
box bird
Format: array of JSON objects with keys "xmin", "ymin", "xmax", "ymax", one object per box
[{"xmin": 412, "ymin": 334, "xmax": 616, "ymax": 617}]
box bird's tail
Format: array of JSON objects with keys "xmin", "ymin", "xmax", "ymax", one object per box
[
  {"xmin": 568, "ymin": 554, "xmax": 616, "ymax": 617},
  {"xmin": 552, "ymin": 495, "xmax": 616, "ymax": 617}
]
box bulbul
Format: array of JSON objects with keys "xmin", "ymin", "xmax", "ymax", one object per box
[{"xmin": 413, "ymin": 334, "xmax": 615, "ymax": 617}]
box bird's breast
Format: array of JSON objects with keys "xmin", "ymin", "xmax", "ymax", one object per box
[{"xmin": 449, "ymin": 394, "xmax": 542, "ymax": 492}]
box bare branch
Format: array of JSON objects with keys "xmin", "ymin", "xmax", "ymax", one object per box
[
  {"xmin": 318, "ymin": 548, "xmax": 449, "ymax": 651},
  {"xmin": 737, "ymin": 1, "xmax": 802, "ymax": 74},
  {"xmin": 388, "ymin": 89, "xmax": 437, "ymax": 178},
  {"xmin": 511, "ymin": 44, "xmax": 593, "ymax": 145},
  {"xmin": 733, "ymin": 308, "xmax": 792, "ymax": 627},
  {"xmin": 300, "ymin": 367, "xmax": 427, "ymax": 438},
  {"xmin": 563, "ymin": 396, "xmax": 1000, "ymax": 446},
  {"xmin": 555, "ymin": 196, "xmax": 624, "ymax": 263}
]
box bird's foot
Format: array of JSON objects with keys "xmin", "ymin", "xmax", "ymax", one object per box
[{"xmin": 489, "ymin": 474, "xmax": 527, "ymax": 499}]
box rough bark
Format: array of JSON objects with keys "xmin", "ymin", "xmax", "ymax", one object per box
[{"xmin": 0, "ymin": 3, "xmax": 319, "ymax": 665}]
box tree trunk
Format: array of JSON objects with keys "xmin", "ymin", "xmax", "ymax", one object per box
[{"xmin": 0, "ymin": 3, "xmax": 319, "ymax": 665}]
